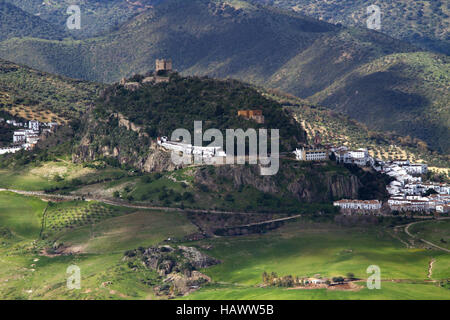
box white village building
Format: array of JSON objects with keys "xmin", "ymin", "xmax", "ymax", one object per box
[
  {"xmin": 335, "ymin": 148, "xmax": 371, "ymax": 166},
  {"xmin": 29, "ymin": 120, "xmax": 40, "ymax": 132},
  {"xmin": 13, "ymin": 130, "xmax": 27, "ymax": 143},
  {"xmin": 333, "ymin": 199, "xmax": 382, "ymax": 213},
  {"xmin": 0, "ymin": 146, "xmax": 22, "ymax": 155},
  {"xmin": 157, "ymin": 137, "xmax": 226, "ymax": 159},
  {"xmin": 13, "ymin": 129, "xmax": 40, "ymax": 146},
  {"xmin": 293, "ymin": 148, "xmax": 328, "ymax": 161},
  {"xmin": 403, "ymin": 164, "xmax": 428, "ymax": 175}
]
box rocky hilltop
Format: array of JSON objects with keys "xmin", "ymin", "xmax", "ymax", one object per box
[
  {"xmin": 71, "ymin": 74, "xmax": 389, "ymax": 206},
  {"xmin": 73, "ymin": 74, "xmax": 307, "ymax": 170},
  {"xmin": 124, "ymin": 245, "xmax": 220, "ymax": 297}
]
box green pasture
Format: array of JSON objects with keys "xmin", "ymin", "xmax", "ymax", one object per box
[
  {"xmin": 183, "ymin": 282, "xmax": 450, "ymax": 300},
  {"xmin": 199, "ymin": 222, "xmax": 449, "ymax": 285},
  {"xmin": 0, "ymin": 191, "xmax": 448, "ymax": 300},
  {"xmin": 409, "ymin": 220, "xmax": 450, "ymax": 250},
  {"xmin": 0, "ymin": 191, "xmax": 198, "ymax": 299},
  {"xmin": 0, "ymin": 191, "xmax": 46, "ymax": 238},
  {"xmin": 56, "ymin": 210, "xmax": 198, "ymax": 254},
  {"xmin": 0, "ymin": 161, "xmax": 128, "ymax": 192}
]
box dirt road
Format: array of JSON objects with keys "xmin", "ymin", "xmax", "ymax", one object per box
[{"xmin": 404, "ymin": 219, "xmax": 450, "ymax": 253}]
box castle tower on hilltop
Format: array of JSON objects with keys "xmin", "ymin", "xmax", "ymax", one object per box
[{"xmin": 155, "ymin": 59, "xmax": 173, "ymax": 72}]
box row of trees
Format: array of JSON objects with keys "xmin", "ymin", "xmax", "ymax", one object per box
[{"xmin": 261, "ymin": 272, "xmax": 356, "ymax": 287}]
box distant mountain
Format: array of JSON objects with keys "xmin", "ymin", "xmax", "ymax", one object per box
[
  {"xmin": 4, "ymin": 0, "xmax": 162, "ymax": 38},
  {"xmin": 307, "ymin": 52, "xmax": 450, "ymax": 155},
  {"xmin": 264, "ymin": 88, "xmax": 450, "ymax": 169},
  {"xmin": 0, "ymin": 0, "xmax": 447, "ymax": 154},
  {"xmin": 0, "ymin": 1, "xmax": 66, "ymax": 41},
  {"xmin": 251, "ymin": 0, "xmax": 450, "ymax": 55}
]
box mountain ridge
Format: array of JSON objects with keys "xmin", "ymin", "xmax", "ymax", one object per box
[
  {"xmin": 0, "ymin": 0, "xmax": 447, "ymax": 154},
  {"xmin": 251, "ymin": 0, "xmax": 450, "ymax": 55},
  {"xmin": 0, "ymin": 1, "xmax": 67, "ymax": 41}
]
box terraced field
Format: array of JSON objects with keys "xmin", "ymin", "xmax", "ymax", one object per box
[
  {"xmin": 42, "ymin": 202, "xmax": 125, "ymax": 238},
  {"xmin": 0, "ymin": 191, "xmax": 198, "ymax": 299}
]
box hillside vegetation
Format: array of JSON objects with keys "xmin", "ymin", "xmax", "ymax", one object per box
[
  {"xmin": 0, "ymin": 1, "xmax": 67, "ymax": 41},
  {"xmin": 253, "ymin": 0, "xmax": 450, "ymax": 55},
  {"xmin": 308, "ymin": 52, "xmax": 450, "ymax": 155},
  {"xmin": 74, "ymin": 74, "xmax": 307, "ymax": 171},
  {"xmin": 7, "ymin": 0, "xmax": 449, "ymax": 54},
  {"xmin": 95, "ymin": 74, "xmax": 306, "ymax": 145},
  {"xmin": 0, "ymin": 59, "xmax": 102, "ymax": 121},
  {"xmin": 4, "ymin": 0, "xmax": 161, "ymax": 39},
  {"xmin": 263, "ymin": 86, "xmax": 450, "ymax": 170},
  {"xmin": 0, "ymin": 0, "xmax": 447, "ymax": 154}
]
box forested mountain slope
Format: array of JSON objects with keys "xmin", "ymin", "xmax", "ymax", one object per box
[
  {"xmin": 0, "ymin": 0, "xmax": 447, "ymax": 153},
  {"xmin": 252, "ymin": 0, "xmax": 450, "ymax": 55}
]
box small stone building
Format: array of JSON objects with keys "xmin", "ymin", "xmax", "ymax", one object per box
[{"xmin": 237, "ymin": 110, "xmax": 265, "ymax": 124}]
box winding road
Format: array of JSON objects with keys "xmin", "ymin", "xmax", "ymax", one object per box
[
  {"xmin": 404, "ymin": 218, "xmax": 450, "ymax": 253},
  {"xmin": 0, "ymin": 188, "xmax": 260, "ymax": 215},
  {"xmin": 1, "ymin": 188, "xmax": 449, "ymax": 248}
]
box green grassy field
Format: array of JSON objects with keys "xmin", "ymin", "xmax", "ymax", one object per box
[
  {"xmin": 182, "ymin": 220, "xmax": 450, "ymax": 300},
  {"xmin": 0, "ymin": 191, "xmax": 448, "ymax": 300},
  {"xmin": 0, "ymin": 191, "xmax": 198, "ymax": 299},
  {"xmin": 183, "ymin": 282, "xmax": 450, "ymax": 300},
  {"xmin": 0, "ymin": 158, "xmax": 129, "ymax": 191},
  {"xmin": 409, "ymin": 220, "xmax": 450, "ymax": 250},
  {"xmin": 0, "ymin": 191, "xmax": 46, "ymax": 238},
  {"xmin": 56, "ymin": 210, "xmax": 198, "ymax": 254},
  {"xmin": 200, "ymin": 223, "xmax": 448, "ymax": 284}
]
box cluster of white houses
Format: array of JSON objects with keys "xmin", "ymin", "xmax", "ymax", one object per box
[
  {"xmin": 378, "ymin": 160, "xmax": 450, "ymax": 213},
  {"xmin": 0, "ymin": 120, "xmax": 58, "ymax": 155},
  {"xmin": 381, "ymin": 160, "xmax": 428, "ymax": 185},
  {"xmin": 304, "ymin": 146, "xmax": 450, "ymax": 215},
  {"xmin": 293, "ymin": 146, "xmax": 373, "ymax": 166},
  {"xmin": 333, "ymin": 200, "xmax": 382, "ymax": 215},
  {"xmin": 157, "ymin": 136, "xmax": 227, "ymax": 159},
  {"xmin": 388, "ymin": 193, "xmax": 450, "ymax": 213}
]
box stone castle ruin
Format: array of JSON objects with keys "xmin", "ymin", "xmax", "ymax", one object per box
[{"xmin": 155, "ymin": 59, "xmax": 173, "ymax": 73}]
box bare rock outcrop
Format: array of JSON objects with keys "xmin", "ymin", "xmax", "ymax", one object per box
[
  {"xmin": 194, "ymin": 162, "xmax": 365, "ymax": 203},
  {"xmin": 126, "ymin": 245, "xmax": 220, "ymax": 297}
]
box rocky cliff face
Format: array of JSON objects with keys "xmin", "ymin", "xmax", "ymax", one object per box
[
  {"xmin": 73, "ymin": 112, "xmax": 183, "ymax": 172},
  {"xmin": 74, "ymin": 142, "xmax": 181, "ymax": 173},
  {"xmin": 194, "ymin": 162, "xmax": 380, "ymax": 203},
  {"xmin": 73, "ymin": 108, "xmax": 386, "ymax": 203},
  {"xmin": 286, "ymin": 174, "xmax": 360, "ymax": 202}
]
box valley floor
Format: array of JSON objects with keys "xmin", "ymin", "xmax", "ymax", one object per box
[{"xmin": 0, "ymin": 191, "xmax": 448, "ymax": 300}]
